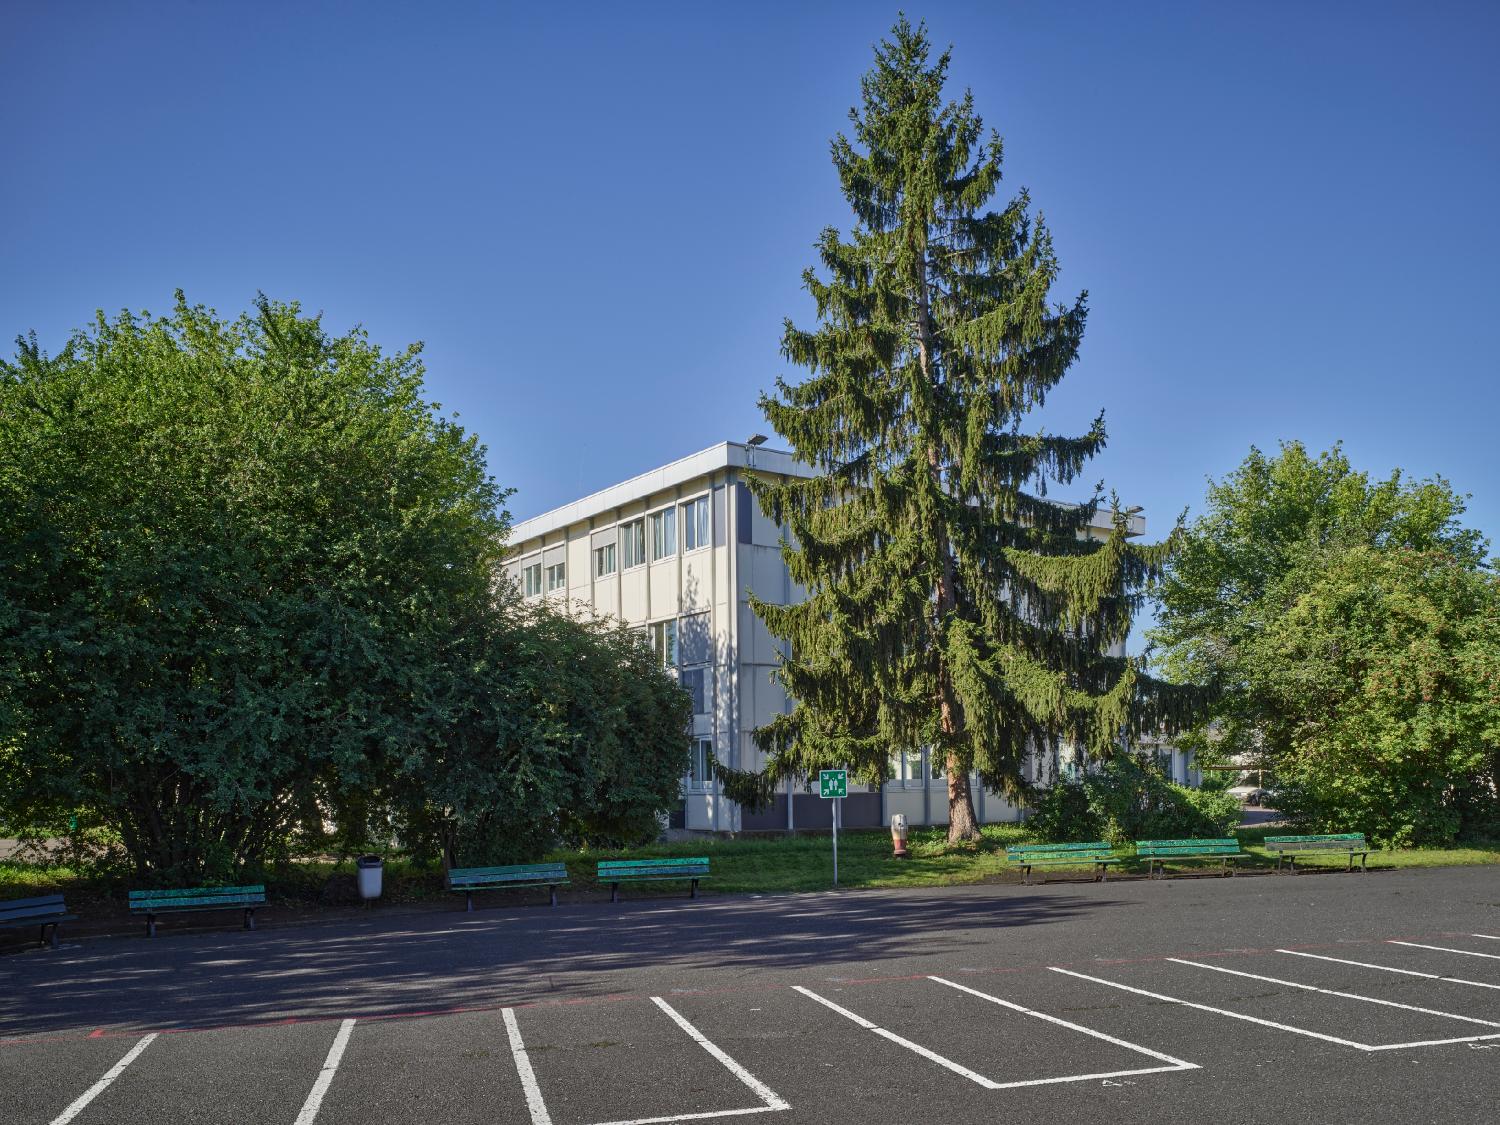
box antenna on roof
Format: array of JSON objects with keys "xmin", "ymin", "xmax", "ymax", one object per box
[{"xmin": 746, "ymin": 433, "xmax": 768, "ymax": 447}]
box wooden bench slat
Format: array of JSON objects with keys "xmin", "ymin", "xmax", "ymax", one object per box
[{"xmin": 129, "ymin": 894, "xmax": 265, "ymax": 910}]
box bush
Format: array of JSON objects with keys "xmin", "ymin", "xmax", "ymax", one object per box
[
  {"xmin": 1026, "ymin": 755, "xmax": 1239, "ymax": 844},
  {"xmin": 1023, "ymin": 779, "xmax": 1099, "ymax": 842}
]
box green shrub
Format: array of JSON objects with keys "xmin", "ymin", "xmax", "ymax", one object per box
[
  {"xmin": 1024, "ymin": 779, "xmax": 1100, "ymax": 842},
  {"xmin": 1026, "ymin": 755, "xmax": 1239, "ymax": 844}
]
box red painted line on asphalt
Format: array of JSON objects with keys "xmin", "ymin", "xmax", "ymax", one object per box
[{"xmin": 0, "ymin": 927, "xmax": 1476, "ymax": 1048}]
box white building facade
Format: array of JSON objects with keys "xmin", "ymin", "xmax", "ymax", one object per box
[{"xmin": 505, "ymin": 440, "xmax": 1192, "ymax": 832}]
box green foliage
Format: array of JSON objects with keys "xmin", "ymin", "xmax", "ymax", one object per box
[
  {"xmin": 1151, "ymin": 442, "xmax": 1499, "ymax": 845},
  {"xmin": 1245, "ymin": 547, "xmax": 1499, "ymax": 845},
  {"xmin": 0, "ymin": 294, "xmax": 691, "ymax": 882},
  {"xmin": 1022, "ymin": 779, "xmax": 1100, "ymax": 842},
  {"xmin": 1026, "ymin": 757, "xmax": 1239, "ymax": 844},
  {"xmin": 745, "ymin": 18, "xmax": 1204, "ymax": 839},
  {"xmin": 397, "ymin": 603, "xmax": 691, "ymax": 866}
]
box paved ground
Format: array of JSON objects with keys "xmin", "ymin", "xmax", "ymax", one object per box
[{"xmin": 4, "ymin": 865, "xmax": 1499, "ymax": 1124}]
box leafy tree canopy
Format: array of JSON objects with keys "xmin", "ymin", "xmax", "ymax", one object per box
[
  {"xmin": 0, "ymin": 293, "xmax": 510, "ymax": 880},
  {"xmin": 1151, "ymin": 442, "xmax": 1498, "ymax": 844},
  {"xmin": 1, "ymin": 294, "xmax": 692, "ymax": 882}
]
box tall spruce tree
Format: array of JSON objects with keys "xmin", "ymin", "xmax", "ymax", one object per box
[{"xmin": 742, "ymin": 19, "xmax": 1199, "ymax": 842}]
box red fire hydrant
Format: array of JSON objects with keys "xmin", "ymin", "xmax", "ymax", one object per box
[{"xmin": 890, "ymin": 813, "xmax": 910, "ymax": 858}]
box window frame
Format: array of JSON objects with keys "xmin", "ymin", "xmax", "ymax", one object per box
[
  {"xmin": 594, "ymin": 541, "xmax": 616, "ymax": 578},
  {"xmin": 682, "ymin": 494, "xmax": 710, "ymax": 552},
  {"xmin": 687, "ymin": 737, "xmax": 715, "ymax": 791},
  {"xmin": 522, "ymin": 561, "xmax": 543, "ymax": 597},
  {"xmin": 620, "ymin": 518, "xmax": 646, "ymax": 570},
  {"xmin": 679, "ymin": 664, "xmax": 710, "ymax": 716},
  {"xmin": 650, "ymin": 506, "xmax": 677, "ymax": 561},
  {"xmin": 545, "ymin": 561, "xmax": 566, "ymax": 591},
  {"xmin": 649, "ymin": 619, "xmax": 678, "ymax": 668}
]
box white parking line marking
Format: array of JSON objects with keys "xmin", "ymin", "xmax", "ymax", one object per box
[
  {"xmin": 503, "ymin": 999, "xmax": 788, "ymax": 1125},
  {"xmin": 928, "ymin": 976, "xmax": 1199, "ymax": 1087},
  {"xmin": 648, "ymin": 996, "xmax": 788, "ymax": 1113},
  {"xmin": 1278, "ymin": 949, "xmax": 1500, "ymax": 991},
  {"xmin": 293, "ymin": 1019, "xmax": 356, "ymax": 1125},
  {"xmin": 503, "ymin": 1007, "xmax": 554, "ymax": 1125},
  {"xmin": 589, "ymin": 1104, "xmax": 787, "ymax": 1125},
  {"xmin": 792, "ymin": 985, "xmax": 1001, "ymax": 1089},
  {"xmin": 1168, "ymin": 958, "xmax": 1500, "ymax": 1028},
  {"xmin": 48, "ymin": 1033, "xmax": 158, "ymax": 1125},
  {"xmin": 1047, "ymin": 967, "xmax": 1371, "ymax": 1049},
  {"xmin": 1473, "ymin": 934, "xmax": 1500, "ymax": 941},
  {"xmin": 1391, "ymin": 940, "xmax": 1500, "ymax": 961}
]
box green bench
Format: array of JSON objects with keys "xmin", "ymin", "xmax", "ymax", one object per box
[
  {"xmin": 1135, "ymin": 837, "xmax": 1247, "ymax": 878},
  {"xmin": 597, "ymin": 858, "xmax": 710, "ymax": 902},
  {"xmin": 1006, "ymin": 842, "xmax": 1123, "ymax": 885},
  {"xmin": 448, "ymin": 863, "xmax": 570, "ymax": 910},
  {"xmin": 1266, "ymin": 833, "xmax": 1370, "ymax": 873},
  {"xmin": 128, "ymin": 885, "xmax": 266, "ymax": 938},
  {"xmin": 1, "ymin": 894, "xmax": 76, "ymax": 949}
]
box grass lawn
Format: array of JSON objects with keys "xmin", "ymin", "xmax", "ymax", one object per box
[{"xmin": 4, "ymin": 825, "xmax": 1498, "ymax": 921}]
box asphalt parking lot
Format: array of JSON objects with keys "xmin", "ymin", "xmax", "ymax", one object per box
[{"xmin": 4, "ymin": 866, "xmax": 1499, "ymax": 1124}]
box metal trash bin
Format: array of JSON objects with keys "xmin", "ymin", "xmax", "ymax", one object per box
[{"xmin": 356, "ymin": 854, "xmax": 384, "ymax": 901}]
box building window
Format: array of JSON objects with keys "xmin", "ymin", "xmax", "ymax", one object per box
[
  {"xmin": 545, "ymin": 561, "xmax": 566, "ymax": 591},
  {"xmin": 682, "ymin": 495, "xmax": 710, "ymax": 551},
  {"xmin": 594, "ymin": 542, "xmax": 616, "ymax": 578},
  {"xmin": 688, "ymin": 738, "xmax": 715, "ymax": 791},
  {"xmin": 889, "ymin": 750, "xmax": 922, "ymax": 789},
  {"xmin": 929, "ymin": 750, "xmax": 945, "ymax": 784},
  {"xmin": 523, "ymin": 562, "xmax": 542, "ymax": 597},
  {"xmin": 680, "ymin": 666, "xmax": 710, "ymax": 715},
  {"xmin": 650, "ymin": 507, "xmax": 677, "ymax": 560},
  {"xmin": 648, "ymin": 619, "xmax": 677, "ymax": 667},
  {"xmin": 620, "ymin": 519, "xmax": 646, "ymax": 569}
]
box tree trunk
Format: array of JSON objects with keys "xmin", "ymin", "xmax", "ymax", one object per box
[{"xmin": 945, "ymin": 750, "xmax": 981, "ymax": 843}]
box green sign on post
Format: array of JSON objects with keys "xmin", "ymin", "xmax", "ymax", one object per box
[
  {"xmin": 818, "ymin": 769, "xmax": 847, "ymax": 885},
  {"xmin": 819, "ymin": 769, "xmax": 847, "ymax": 798}
]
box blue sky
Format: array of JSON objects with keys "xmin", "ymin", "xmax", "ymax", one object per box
[{"xmin": 5, "ymin": 2, "xmax": 1497, "ymax": 647}]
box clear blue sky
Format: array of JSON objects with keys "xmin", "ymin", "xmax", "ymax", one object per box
[{"xmin": 5, "ymin": 2, "xmax": 1497, "ymax": 647}]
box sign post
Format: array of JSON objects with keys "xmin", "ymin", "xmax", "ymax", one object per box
[{"xmin": 818, "ymin": 769, "xmax": 848, "ymax": 887}]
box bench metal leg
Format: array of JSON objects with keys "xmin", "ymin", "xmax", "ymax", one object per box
[
  {"xmin": 690, "ymin": 879, "xmax": 698, "ymax": 899},
  {"xmin": 1097, "ymin": 864, "xmax": 1108, "ymax": 883},
  {"xmin": 611, "ymin": 883, "xmax": 619, "ymax": 904},
  {"xmin": 39, "ymin": 922, "xmax": 57, "ymax": 949},
  {"xmin": 549, "ymin": 885, "xmax": 557, "ymax": 908},
  {"xmin": 466, "ymin": 891, "xmax": 475, "ymax": 912},
  {"xmin": 146, "ymin": 914, "xmax": 157, "ymax": 939},
  {"xmin": 245, "ymin": 908, "xmax": 256, "ymax": 931},
  {"xmin": 1358, "ymin": 852, "xmax": 1368, "ymax": 872}
]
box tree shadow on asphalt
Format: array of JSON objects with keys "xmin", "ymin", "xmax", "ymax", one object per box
[{"xmin": 0, "ymin": 887, "xmax": 1123, "ymax": 1036}]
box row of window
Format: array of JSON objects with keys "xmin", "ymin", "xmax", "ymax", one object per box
[
  {"xmin": 520, "ymin": 560, "xmax": 568, "ymax": 596},
  {"xmin": 524, "ymin": 495, "xmax": 713, "ymax": 593}
]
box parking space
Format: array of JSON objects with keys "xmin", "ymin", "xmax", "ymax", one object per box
[{"xmin": 5, "ymin": 924, "xmax": 1500, "ymax": 1124}]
